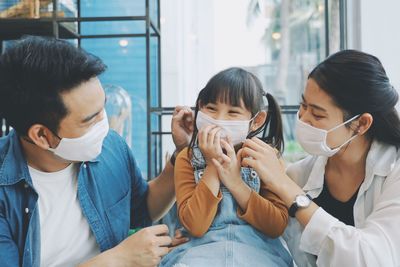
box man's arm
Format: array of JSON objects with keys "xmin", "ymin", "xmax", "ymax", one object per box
[
  {"xmin": 147, "ymin": 160, "xmax": 175, "ymax": 221},
  {"xmin": 0, "ymin": 214, "xmax": 20, "ymax": 267},
  {"xmin": 147, "ymin": 106, "xmax": 194, "ymax": 221}
]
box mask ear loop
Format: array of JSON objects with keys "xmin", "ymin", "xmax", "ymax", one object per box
[{"xmin": 246, "ymin": 91, "xmax": 269, "ymax": 139}]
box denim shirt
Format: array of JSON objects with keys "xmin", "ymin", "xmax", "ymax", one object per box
[{"xmin": 0, "ymin": 130, "xmax": 151, "ymax": 267}]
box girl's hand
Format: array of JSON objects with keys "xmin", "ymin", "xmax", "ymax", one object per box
[
  {"xmin": 211, "ymin": 139, "xmax": 243, "ymax": 190},
  {"xmin": 198, "ymin": 125, "xmax": 223, "ymax": 164},
  {"xmin": 240, "ymin": 137, "xmax": 286, "ymax": 189}
]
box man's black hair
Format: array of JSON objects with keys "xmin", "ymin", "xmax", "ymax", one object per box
[{"xmin": 0, "ymin": 35, "xmax": 107, "ymax": 135}]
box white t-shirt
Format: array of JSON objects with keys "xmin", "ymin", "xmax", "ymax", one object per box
[{"xmin": 29, "ymin": 164, "xmax": 100, "ymax": 267}]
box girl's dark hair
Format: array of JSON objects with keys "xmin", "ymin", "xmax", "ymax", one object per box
[
  {"xmin": 188, "ymin": 67, "xmax": 284, "ymax": 154},
  {"xmin": 309, "ymin": 49, "xmax": 400, "ymax": 146}
]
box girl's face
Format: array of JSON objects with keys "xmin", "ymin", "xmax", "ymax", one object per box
[
  {"xmin": 299, "ymin": 78, "xmax": 358, "ymax": 149},
  {"xmin": 200, "ymin": 100, "xmax": 252, "ymax": 121}
]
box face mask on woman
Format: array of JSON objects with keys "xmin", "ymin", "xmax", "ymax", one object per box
[
  {"xmin": 295, "ymin": 111, "xmax": 360, "ymax": 157},
  {"xmin": 48, "ymin": 110, "xmax": 109, "ymax": 162},
  {"xmin": 196, "ymin": 110, "xmax": 257, "ymax": 145}
]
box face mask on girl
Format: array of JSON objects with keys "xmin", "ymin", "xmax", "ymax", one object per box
[
  {"xmin": 196, "ymin": 110, "xmax": 257, "ymax": 145},
  {"xmin": 48, "ymin": 110, "xmax": 109, "ymax": 162},
  {"xmin": 295, "ymin": 111, "xmax": 360, "ymax": 157}
]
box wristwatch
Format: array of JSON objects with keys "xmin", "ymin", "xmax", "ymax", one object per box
[{"xmin": 289, "ymin": 194, "xmax": 312, "ymax": 217}]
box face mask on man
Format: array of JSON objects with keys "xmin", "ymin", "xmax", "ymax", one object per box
[
  {"xmin": 196, "ymin": 110, "xmax": 257, "ymax": 145},
  {"xmin": 295, "ymin": 111, "xmax": 360, "ymax": 157},
  {"xmin": 48, "ymin": 110, "xmax": 109, "ymax": 162}
]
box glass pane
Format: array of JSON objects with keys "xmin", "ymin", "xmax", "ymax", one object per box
[
  {"xmin": 81, "ymin": 37, "xmax": 149, "ymax": 178},
  {"xmin": 328, "ymin": 0, "xmax": 340, "ymax": 54},
  {"xmin": 149, "ymin": 0, "xmax": 159, "ymax": 28},
  {"xmin": 80, "ymin": 0, "xmax": 145, "ymax": 17},
  {"xmin": 80, "ymin": 20, "xmax": 146, "ymax": 35},
  {"xmin": 150, "ymin": 36, "xmax": 159, "ymax": 107}
]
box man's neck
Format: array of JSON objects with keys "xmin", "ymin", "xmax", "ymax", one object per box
[{"xmin": 19, "ymin": 137, "xmax": 71, "ymax": 172}]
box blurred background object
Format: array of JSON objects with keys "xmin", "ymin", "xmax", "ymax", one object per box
[{"xmin": 104, "ymin": 84, "xmax": 133, "ymax": 148}]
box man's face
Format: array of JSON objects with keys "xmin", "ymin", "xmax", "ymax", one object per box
[{"xmin": 57, "ymin": 77, "xmax": 106, "ymax": 140}]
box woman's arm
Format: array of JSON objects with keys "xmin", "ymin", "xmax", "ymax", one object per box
[
  {"xmin": 175, "ymin": 148, "xmax": 222, "ymax": 237},
  {"xmin": 242, "ymin": 137, "xmax": 400, "ymax": 266}
]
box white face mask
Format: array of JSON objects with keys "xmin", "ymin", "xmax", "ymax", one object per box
[
  {"xmin": 196, "ymin": 110, "xmax": 256, "ymax": 145},
  {"xmin": 295, "ymin": 111, "xmax": 360, "ymax": 157},
  {"xmin": 48, "ymin": 111, "xmax": 109, "ymax": 162}
]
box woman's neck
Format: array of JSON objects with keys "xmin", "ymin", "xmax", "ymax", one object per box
[{"xmin": 328, "ymin": 136, "xmax": 372, "ymax": 173}]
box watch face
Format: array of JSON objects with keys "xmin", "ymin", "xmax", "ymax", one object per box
[{"xmin": 296, "ymin": 195, "xmax": 311, "ymax": 207}]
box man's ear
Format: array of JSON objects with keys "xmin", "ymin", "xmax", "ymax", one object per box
[
  {"xmin": 26, "ymin": 124, "xmax": 57, "ymax": 150},
  {"xmin": 251, "ymin": 111, "xmax": 267, "ymax": 131},
  {"xmin": 353, "ymin": 113, "xmax": 373, "ymax": 135}
]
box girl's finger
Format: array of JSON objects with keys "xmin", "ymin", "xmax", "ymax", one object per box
[
  {"xmin": 213, "ymin": 130, "xmax": 221, "ymax": 147},
  {"xmin": 220, "ymin": 153, "xmax": 231, "ymax": 165},
  {"xmin": 237, "ymin": 148, "xmax": 244, "ymax": 163},
  {"xmin": 226, "ymin": 135, "xmax": 234, "ymax": 147},
  {"xmin": 220, "ymin": 139, "xmax": 235, "ymax": 159},
  {"xmin": 207, "ymin": 126, "xmax": 220, "ymax": 145}
]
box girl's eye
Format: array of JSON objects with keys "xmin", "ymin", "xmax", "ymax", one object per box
[{"xmin": 206, "ymin": 106, "xmax": 216, "ymax": 111}]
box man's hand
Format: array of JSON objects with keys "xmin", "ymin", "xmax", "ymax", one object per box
[
  {"xmin": 169, "ymin": 228, "xmax": 189, "ymax": 252},
  {"xmin": 171, "ymin": 106, "xmax": 194, "ymax": 152},
  {"xmin": 113, "ymin": 224, "xmax": 172, "ymax": 267}
]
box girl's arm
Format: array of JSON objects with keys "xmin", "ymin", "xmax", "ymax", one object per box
[
  {"xmin": 212, "ymin": 140, "xmax": 289, "ymax": 237},
  {"xmin": 236, "ymin": 184, "xmax": 289, "ymax": 238},
  {"xmin": 175, "ymin": 148, "xmax": 222, "ymax": 237}
]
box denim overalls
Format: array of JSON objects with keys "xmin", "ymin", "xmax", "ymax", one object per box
[{"xmin": 160, "ymin": 146, "xmax": 293, "ymax": 267}]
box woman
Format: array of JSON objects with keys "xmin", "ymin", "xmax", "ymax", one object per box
[{"xmin": 239, "ymin": 50, "xmax": 400, "ymax": 266}]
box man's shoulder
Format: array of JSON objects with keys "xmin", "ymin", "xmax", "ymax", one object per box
[
  {"xmin": 101, "ymin": 130, "xmax": 129, "ymax": 154},
  {"xmin": 97, "ymin": 130, "xmax": 135, "ymax": 165}
]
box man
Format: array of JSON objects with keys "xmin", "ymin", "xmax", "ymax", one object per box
[{"xmin": 0, "ymin": 36, "xmax": 193, "ymax": 267}]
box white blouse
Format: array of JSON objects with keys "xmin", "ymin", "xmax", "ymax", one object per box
[{"xmin": 283, "ymin": 140, "xmax": 400, "ymax": 267}]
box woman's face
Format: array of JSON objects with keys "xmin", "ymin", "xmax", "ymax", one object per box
[{"xmin": 299, "ymin": 78, "xmax": 357, "ymax": 149}]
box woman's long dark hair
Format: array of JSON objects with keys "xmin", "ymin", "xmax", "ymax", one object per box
[
  {"xmin": 309, "ymin": 49, "xmax": 400, "ymax": 146},
  {"xmin": 188, "ymin": 67, "xmax": 284, "ymax": 154}
]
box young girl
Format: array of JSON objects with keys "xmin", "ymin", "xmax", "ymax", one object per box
[{"xmin": 161, "ymin": 68, "xmax": 293, "ymax": 267}]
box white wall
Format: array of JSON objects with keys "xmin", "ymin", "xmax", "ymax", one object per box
[{"xmin": 349, "ymin": 0, "xmax": 400, "ymax": 90}]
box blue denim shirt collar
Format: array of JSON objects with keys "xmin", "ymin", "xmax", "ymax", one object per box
[
  {"xmin": 0, "ymin": 130, "xmax": 101, "ymax": 187},
  {"xmin": 0, "ymin": 130, "xmax": 32, "ymax": 186}
]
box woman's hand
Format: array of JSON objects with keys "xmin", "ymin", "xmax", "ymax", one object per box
[
  {"xmin": 198, "ymin": 125, "xmax": 223, "ymax": 164},
  {"xmin": 240, "ymin": 137, "xmax": 286, "ymax": 189},
  {"xmin": 211, "ymin": 139, "xmax": 243, "ymax": 189}
]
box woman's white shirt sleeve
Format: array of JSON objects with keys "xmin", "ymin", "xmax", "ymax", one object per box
[{"xmin": 284, "ymin": 141, "xmax": 400, "ymax": 267}]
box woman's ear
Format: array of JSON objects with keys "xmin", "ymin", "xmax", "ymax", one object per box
[
  {"xmin": 354, "ymin": 113, "xmax": 373, "ymax": 135},
  {"xmin": 26, "ymin": 124, "xmax": 56, "ymax": 150},
  {"xmin": 251, "ymin": 111, "xmax": 267, "ymax": 131}
]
